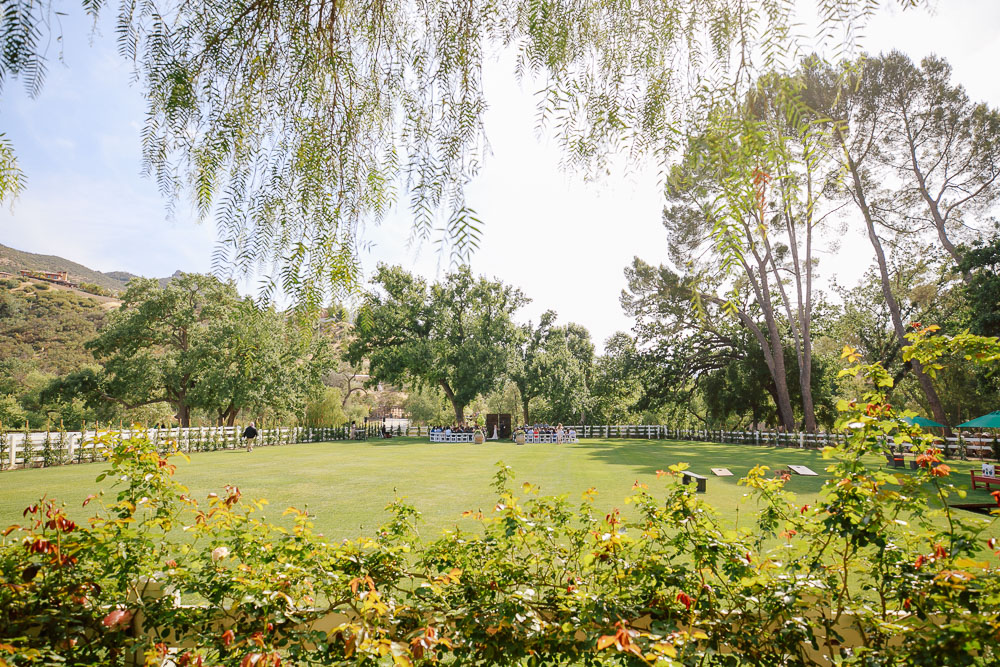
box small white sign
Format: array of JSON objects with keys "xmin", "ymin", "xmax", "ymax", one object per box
[{"xmin": 983, "ymin": 463, "xmax": 995, "ymax": 478}]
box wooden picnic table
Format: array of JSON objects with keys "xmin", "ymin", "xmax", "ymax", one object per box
[
  {"xmin": 680, "ymin": 470, "xmax": 707, "ymax": 493},
  {"xmin": 970, "ymin": 470, "xmax": 1000, "ymax": 491}
]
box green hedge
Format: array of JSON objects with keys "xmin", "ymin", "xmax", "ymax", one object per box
[{"xmin": 2, "ymin": 332, "xmax": 1000, "ymax": 665}]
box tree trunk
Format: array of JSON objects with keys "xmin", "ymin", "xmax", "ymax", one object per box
[
  {"xmin": 439, "ymin": 379, "xmax": 464, "ymax": 424},
  {"xmin": 176, "ymin": 403, "xmax": 191, "ymax": 428},
  {"xmin": 759, "ymin": 169, "xmax": 819, "ymax": 433},
  {"xmin": 216, "ymin": 403, "xmax": 237, "ymax": 426},
  {"xmin": 705, "ymin": 291, "xmax": 795, "ymax": 432},
  {"xmin": 755, "ymin": 261, "xmax": 797, "ymax": 432},
  {"xmin": 522, "ymin": 398, "xmax": 531, "ymax": 425},
  {"xmin": 842, "ymin": 141, "xmax": 950, "ymax": 427}
]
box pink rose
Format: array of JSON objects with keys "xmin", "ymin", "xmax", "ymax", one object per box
[{"xmin": 102, "ymin": 609, "xmax": 133, "ymax": 630}]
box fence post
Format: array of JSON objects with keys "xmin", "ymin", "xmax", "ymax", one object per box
[{"xmin": 799, "ymin": 432, "xmax": 804, "ymax": 449}]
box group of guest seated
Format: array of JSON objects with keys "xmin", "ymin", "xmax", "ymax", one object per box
[
  {"xmin": 430, "ymin": 424, "xmax": 478, "ymax": 435},
  {"xmin": 515, "ymin": 424, "xmax": 577, "ymax": 443}
]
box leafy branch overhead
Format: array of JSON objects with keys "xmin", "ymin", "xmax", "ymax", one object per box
[{"xmin": 0, "ymin": 0, "xmax": 930, "ymax": 298}]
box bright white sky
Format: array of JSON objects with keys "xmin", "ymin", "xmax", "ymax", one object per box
[{"xmin": 1, "ymin": 0, "xmax": 998, "ymax": 351}]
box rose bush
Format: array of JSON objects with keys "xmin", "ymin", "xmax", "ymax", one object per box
[{"xmin": 2, "ymin": 331, "xmax": 1000, "ymax": 665}]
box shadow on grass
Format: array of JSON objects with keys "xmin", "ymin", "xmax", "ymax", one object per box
[{"xmin": 569, "ymin": 438, "xmax": 835, "ymax": 495}]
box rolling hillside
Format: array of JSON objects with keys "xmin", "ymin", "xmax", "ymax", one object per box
[{"xmin": 0, "ymin": 243, "xmax": 135, "ymax": 293}]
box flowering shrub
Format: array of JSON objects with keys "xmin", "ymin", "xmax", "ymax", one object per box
[{"xmin": 2, "ymin": 333, "xmax": 1000, "ymax": 665}]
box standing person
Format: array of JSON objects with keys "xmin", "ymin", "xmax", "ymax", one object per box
[
  {"xmin": 243, "ymin": 422, "xmax": 258, "ymax": 452},
  {"xmin": 556, "ymin": 423, "xmax": 564, "ymax": 445}
]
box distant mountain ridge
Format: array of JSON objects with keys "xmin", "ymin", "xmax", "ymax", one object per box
[{"xmin": 0, "ymin": 243, "xmax": 175, "ymax": 293}]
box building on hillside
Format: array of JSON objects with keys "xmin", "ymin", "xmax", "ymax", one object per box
[{"xmin": 18, "ymin": 270, "xmax": 79, "ymax": 288}]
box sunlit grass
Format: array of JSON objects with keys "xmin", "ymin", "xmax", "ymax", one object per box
[{"xmin": 1, "ymin": 437, "xmax": 995, "ymax": 542}]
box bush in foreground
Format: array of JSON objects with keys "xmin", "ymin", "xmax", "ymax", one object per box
[{"xmin": 1, "ymin": 330, "xmax": 1000, "ymax": 666}]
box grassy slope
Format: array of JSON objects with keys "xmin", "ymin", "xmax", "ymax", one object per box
[
  {"xmin": 0, "ymin": 243, "xmax": 130, "ymax": 293},
  {"xmin": 1, "ymin": 437, "xmax": 995, "ymax": 543},
  {"xmin": 0, "ymin": 282, "xmax": 108, "ymax": 375}
]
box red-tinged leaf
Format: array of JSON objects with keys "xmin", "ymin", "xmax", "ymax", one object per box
[
  {"xmin": 596, "ymin": 635, "xmax": 616, "ymax": 651},
  {"xmin": 83, "ymin": 495, "xmax": 97, "ymax": 507}
]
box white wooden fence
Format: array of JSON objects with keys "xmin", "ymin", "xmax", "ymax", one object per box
[
  {"xmin": 2, "ymin": 423, "xmax": 996, "ymax": 471},
  {"xmin": 413, "ymin": 424, "xmax": 998, "ymax": 459},
  {"xmin": 0, "ymin": 424, "xmax": 380, "ymax": 470}
]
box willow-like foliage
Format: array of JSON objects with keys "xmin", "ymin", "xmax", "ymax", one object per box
[
  {"xmin": 0, "ymin": 134, "xmax": 23, "ymax": 204},
  {"xmin": 1, "ymin": 0, "xmax": 927, "ymax": 300},
  {"xmin": 0, "ymin": 0, "xmax": 102, "ymax": 204}
]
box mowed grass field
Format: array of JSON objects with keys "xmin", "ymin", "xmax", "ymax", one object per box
[{"xmin": 1, "ymin": 437, "xmax": 996, "ymax": 542}]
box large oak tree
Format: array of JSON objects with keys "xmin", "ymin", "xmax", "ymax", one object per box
[
  {"xmin": 85, "ymin": 273, "xmax": 323, "ymax": 426},
  {"xmin": 348, "ymin": 265, "xmax": 526, "ymax": 424}
]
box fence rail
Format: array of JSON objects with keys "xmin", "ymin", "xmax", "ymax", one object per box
[
  {"xmin": 410, "ymin": 424, "xmax": 998, "ymax": 459},
  {"xmin": 2, "ymin": 423, "xmax": 996, "ymax": 471},
  {"xmin": 0, "ymin": 424, "xmax": 383, "ymax": 471}
]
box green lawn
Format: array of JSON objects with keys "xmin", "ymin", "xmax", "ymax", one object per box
[{"xmin": 0, "ymin": 437, "xmax": 995, "ymax": 541}]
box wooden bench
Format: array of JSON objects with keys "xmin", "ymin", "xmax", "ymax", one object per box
[
  {"xmin": 885, "ymin": 452, "xmax": 918, "ymax": 470},
  {"xmin": 970, "ymin": 470, "xmax": 1000, "ymax": 491},
  {"xmin": 680, "ymin": 471, "xmax": 707, "ymax": 493}
]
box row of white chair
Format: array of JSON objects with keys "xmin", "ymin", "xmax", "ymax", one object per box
[
  {"xmin": 522, "ymin": 433, "xmax": 578, "ymax": 444},
  {"xmin": 427, "ymin": 433, "xmax": 579, "ymax": 444},
  {"xmin": 429, "ymin": 433, "xmax": 476, "ymax": 443}
]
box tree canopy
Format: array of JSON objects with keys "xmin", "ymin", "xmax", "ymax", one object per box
[
  {"xmin": 83, "ymin": 273, "xmax": 324, "ymax": 426},
  {"xmin": 348, "ymin": 265, "xmax": 526, "ymax": 424},
  {"xmin": 508, "ymin": 311, "xmax": 593, "ymax": 424}
]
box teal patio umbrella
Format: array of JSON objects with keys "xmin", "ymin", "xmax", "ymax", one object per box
[
  {"xmin": 957, "ymin": 411, "xmax": 1000, "ymax": 429},
  {"xmin": 902, "ymin": 415, "xmax": 946, "ymax": 428}
]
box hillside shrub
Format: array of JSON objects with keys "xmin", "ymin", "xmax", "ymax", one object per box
[
  {"xmin": 2, "ymin": 332, "xmax": 1000, "ymax": 665},
  {"xmin": 78, "ymin": 282, "xmax": 112, "ymax": 297}
]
